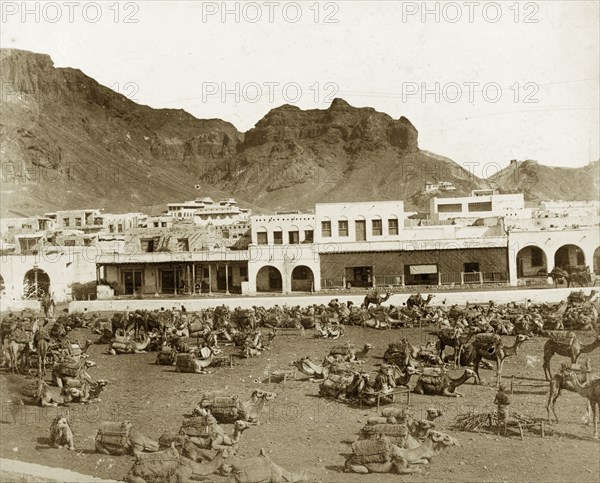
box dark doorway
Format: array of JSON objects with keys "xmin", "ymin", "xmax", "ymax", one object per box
[
  {"xmin": 291, "ymin": 266, "xmax": 314, "ymax": 292},
  {"xmin": 123, "ymin": 270, "xmax": 143, "ymax": 295},
  {"xmin": 161, "ymin": 270, "xmax": 176, "ymax": 294},
  {"xmin": 345, "ymin": 266, "xmax": 373, "ymax": 288},
  {"xmin": 216, "ymin": 266, "xmax": 233, "ymax": 291},
  {"xmin": 463, "ymin": 262, "xmax": 480, "ymax": 273}
]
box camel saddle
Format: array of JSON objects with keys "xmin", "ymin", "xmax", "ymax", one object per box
[
  {"xmin": 474, "ymin": 333, "xmax": 500, "ymax": 346},
  {"xmin": 351, "ymin": 439, "xmax": 391, "ymax": 464},
  {"xmin": 361, "ymin": 424, "xmax": 409, "ymax": 445},
  {"xmin": 126, "ymin": 446, "xmax": 181, "ymax": 483},
  {"xmin": 95, "ymin": 421, "xmax": 133, "ymax": 455},
  {"xmin": 11, "ymin": 327, "xmax": 32, "ymax": 344},
  {"xmin": 179, "ymin": 416, "xmax": 212, "ymax": 437},
  {"xmin": 549, "ymin": 331, "xmax": 576, "ymax": 345}
]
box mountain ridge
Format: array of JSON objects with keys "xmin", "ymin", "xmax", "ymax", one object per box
[{"xmin": 1, "ymin": 49, "xmax": 597, "ymax": 217}]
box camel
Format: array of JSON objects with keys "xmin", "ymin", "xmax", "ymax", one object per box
[
  {"xmin": 37, "ymin": 380, "xmax": 80, "ymax": 407},
  {"xmin": 49, "ymin": 415, "xmax": 75, "ymax": 450},
  {"xmin": 7, "ymin": 340, "xmax": 29, "ymax": 374},
  {"xmin": 175, "ymin": 353, "xmax": 213, "ymax": 374},
  {"xmin": 219, "ymin": 448, "xmax": 307, "ymax": 482},
  {"xmin": 96, "ymin": 421, "xmax": 159, "ymax": 456},
  {"xmin": 53, "ymin": 358, "xmax": 91, "ymax": 388},
  {"xmin": 435, "ymin": 327, "xmax": 475, "ymax": 367},
  {"xmin": 546, "ymin": 359, "xmax": 596, "ymax": 424},
  {"xmin": 383, "ymin": 339, "xmax": 419, "ymax": 369},
  {"xmin": 345, "ymin": 430, "xmax": 459, "ymax": 475},
  {"xmin": 406, "ymin": 293, "xmax": 435, "ymax": 309},
  {"xmin": 387, "ymin": 364, "xmax": 419, "ymax": 387},
  {"xmin": 319, "ymin": 372, "xmax": 360, "ymax": 400},
  {"xmin": 472, "ymin": 334, "xmax": 529, "ymax": 386},
  {"xmin": 198, "ymin": 390, "xmax": 276, "ymax": 424},
  {"xmin": 413, "ymin": 369, "xmax": 479, "ymax": 397},
  {"xmin": 329, "ymin": 343, "xmax": 374, "ymax": 363},
  {"xmin": 567, "ymin": 290, "xmax": 598, "ymax": 305},
  {"xmin": 187, "ymin": 419, "xmax": 257, "ymax": 453},
  {"xmin": 542, "ymin": 333, "xmax": 600, "ymax": 381},
  {"xmin": 364, "ymin": 290, "xmax": 392, "ymax": 309},
  {"xmin": 566, "ymin": 371, "xmax": 600, "ymax": 439},
  {"xmin": 314, "ymin": 322, "xmax": 344, "ymax": 338},
  {"xmin": 291, "ymin": 357, "xmax": 329, "ymax": 380},
  {"xmin": 36, "ymin": 337, "xmax": 49, "ymax": 376}
]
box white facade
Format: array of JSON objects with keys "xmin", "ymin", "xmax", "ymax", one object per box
[
  {"xmin": 315, "ymin": 201, "xmax": 404, "ymax": 243},
  {"xmin": 508, "ymin": 225, "xmax": 600, "ymax": 283},
  {"xmin": 0, "ymin": 249, "xmax": 98, "ymax": 303},
  {"xmin": 167, "ymin": 197, "xmax": 251, "ymax": 226},
  {"xmin": 424, "ymin": 181, "xmax": 456, "ymax": 192},
  {"xmin": 431, "ymin": 191, "xmax": 525, "ymax": 221},
  {"xmin": 250, "ymin": 213, "xmax": 315, "ymax": 245},
  {"xmin": 247, "ymin": 212, "xmax": 319, "ymax": 294}
]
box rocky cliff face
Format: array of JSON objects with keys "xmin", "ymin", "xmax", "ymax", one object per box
[
  {"xmin": 0, "ymin": 48, "xmax": 242, "ymax": 216},
  {"xmin": 5, "ymin": 49, "xmax": 593, "ymax": 218}
]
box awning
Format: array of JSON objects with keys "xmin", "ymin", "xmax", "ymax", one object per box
[{"xmin": 409, "ymin": 264, "xmax": 438, "ymax": 275}]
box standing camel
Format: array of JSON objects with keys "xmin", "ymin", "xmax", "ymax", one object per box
[
  {"xmin": 7, "ymin": 340, "xmax": 29, "ymax": 374},
  {"xmin": 542, "ymin": 333, "xmax": 600, "ymax": 381},
  {"xmin": 364, "ymin": 290, "xmax": 391, "ymax": 309},
  {"xmin": 566, "ymin": 371, "xmax": 600, "ymax": 439},
  {"xmin": 472, "ymin": 334, "xmax": 529, "ymax": 386},
  {"xmin": 546, "ymin": 359, "xmax": 596, "ymax": 424},
  {"xmin": 36, "ymin": 336, "xmax": 50, "ymax": 376}
]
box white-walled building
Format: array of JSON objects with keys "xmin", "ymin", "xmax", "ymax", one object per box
[
  {"xmin": 0, "ymin": 248, "xmax": 97, "ymax": 303},
  {"xmin": 431, "ymin": 190, "xmax": 525, "ymax": 222},
  {"xmin": 247, "ymin": 212, "xmax": 319, "ymax": 294},
  {"xmin": 166, "ymin": 197, "xmax": 251, "ymax": 226},
  {"xmin": 315, "ymin": 201, "xmax": 405, "ymax": 244}
]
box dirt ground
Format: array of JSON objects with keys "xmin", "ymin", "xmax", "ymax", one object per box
[{"xmin": 1, "ymin": 322, "xmax": 599, "ymax": 483}]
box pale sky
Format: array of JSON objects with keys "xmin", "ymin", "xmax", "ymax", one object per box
[{"xmin": 2, "ymin": 0, "xmax": 599, "ymax": 177}]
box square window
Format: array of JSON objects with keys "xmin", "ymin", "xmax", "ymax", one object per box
[
  {"xmin": 288, "ymin": 231, "xmax": 299, "ymax": 244},
  {"xmin": 321, "ymin": 221, "xmax": 331, "ymax": 237},
  {"xmin": 338, "ymin": 220, "xmax": 348, "ymax": 237},
  {"xmin": 388, "ymin": 219, "xmax": 399, "ymax": 235},
  {"xmin": 257, "ymin": 232, "xmax": 268, "ymax": 245},
  {"xmin": 304, "ymin": 230, "xmax": 314, "ymax": 243},
  {"xmin": 273, "ymin": 231, "xmax": 283, "ymax": 245}
]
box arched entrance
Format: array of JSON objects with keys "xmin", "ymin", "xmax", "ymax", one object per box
[
  {"xmin": 516, "ymin": 246, "xmax": 547, "ymax": 278},
  {"xmin": 23, "ymin": 268, "xmax": 50, "ymax": 299},
  {"xmin": 554, "ymin": 244, "xmax": 585, "ymax": 272},
  {"xmin": 256, "ymin": 266, "xmax": 282, "ymax": 293},
  {"xmin": 291, "ymin": 266, "xmax": 314, "ymax": 292},
  {"xmin": 593, "ymin": 247, "xmax": 600, "ymax": 275}
]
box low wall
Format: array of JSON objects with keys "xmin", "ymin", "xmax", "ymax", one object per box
[
  {"xmin": 0, "ymin": 458, "xmax": 120, "ymax": 483},
  {"xmin": 68, "ymin": 287, "xmax": 594, "ymax": 312},
  {"xmin": 0, "ymin": 299, "xmax": 41, "ymax": 312}
]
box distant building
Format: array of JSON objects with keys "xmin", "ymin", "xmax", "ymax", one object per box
[
  {"xmin": 166, "ymin": 197, "xmax": 251, "ymax": 225},
  {"xmin": 424, "ymin": 181, "xmax": 456, "ymax": 192}
]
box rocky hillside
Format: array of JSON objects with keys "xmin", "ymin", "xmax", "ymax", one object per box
[
  {"xmin": 487, "ymin": 159, "xmax": 600, "ymax": 203},
  {"xmin": 0, "ymin": 48, "xmax": 243, "ymax": 216},
  {"xmin": 2, "ymin": 49, "xmax": 596, "ymax": 217}
]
